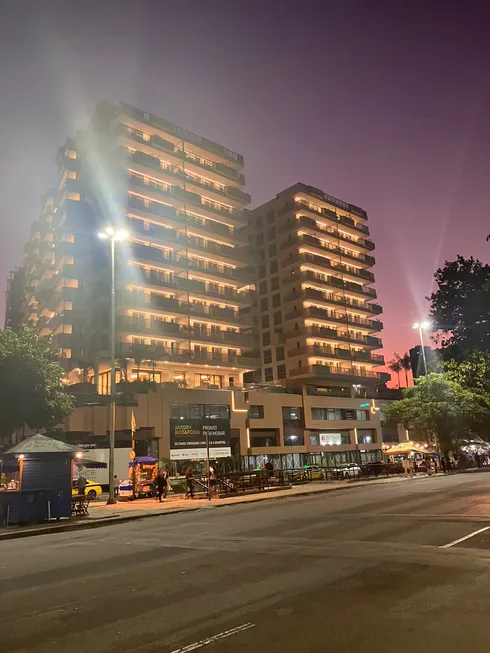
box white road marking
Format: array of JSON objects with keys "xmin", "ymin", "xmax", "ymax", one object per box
[
  {"xmin": 440, "ymin": 526, "xmax": 490, "ymax": 548},
  {"xmin": 170, "ymin": 622, "xmax": 255, "ymax": 652}
]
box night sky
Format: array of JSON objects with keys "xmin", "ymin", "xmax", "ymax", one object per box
[{"xmin": 1, "ymin": 0, "xmax": 489, "ymax": 384}]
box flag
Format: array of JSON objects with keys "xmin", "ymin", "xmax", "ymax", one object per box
[{"xmin": 131, "ymin": 411, "xmax": 136, "ymax": 450}]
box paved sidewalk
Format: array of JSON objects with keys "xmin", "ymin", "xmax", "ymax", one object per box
[{"xmin": 0, "ymin": 473, "xmax": 445, "ymax": 541}]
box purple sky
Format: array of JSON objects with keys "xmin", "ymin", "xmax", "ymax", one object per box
[{"xmin": 1, "ymin": 0, "xmax": 489, "ymax": 384}]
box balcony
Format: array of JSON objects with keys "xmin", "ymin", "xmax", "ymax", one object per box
[
  {"xmin": 285, "ymin": 285, "xmax": 378, "ymax": 316},
  {"xmin": 117, "ymin": 102, "xmax": 245, "ymax": 167},
  {"xmin": 300, "ymin": 325, "xmax": 383, "ymax": 348},
  {"xmin": 293, "ymin": 216, "xmax": 375, "ymax": 252},
  {"xmin": 118, "ymin": 316, "xmax": 252, "ymax": 346},
  {"xmin": 281, "ymin": 199, "xmax": 371, "ymax": 238},
  {"xmin": 285, "ymin": 306, "xmax": 383, "ymax": 331},
  {"xmin": 115, "ymin": 342, "xmax": 259, "ymax": 369},
  {"xmin": 289, "ymin": 364, "xmax": 390, "ymax": 384},
  {"xmin": 135, "ymin": 272, "xmax": 253, "ymax": 305},
  {"xmin": 288, "ymin": 345, "xmax": 384, "ymax": 365}
]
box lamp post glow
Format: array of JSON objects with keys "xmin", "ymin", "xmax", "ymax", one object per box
[{"xmin": 98, "ymin": 226, "xmax": 128, "ymax": 504}]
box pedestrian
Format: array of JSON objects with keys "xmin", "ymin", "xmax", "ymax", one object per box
[
  {"xmin": 441, "ymin": 456, "xmax": 447, "ymax": 473},
  {"xmin": 209, "ymin": 466, "xmax": 217, "ymax": 498},
  {"xmin": 156, "ymin": 470, "xmax": 167, "ymax": 503},
  {"xmin": 185, "ymin": 466, "xmax": 194, "ymax": 499},
  {"xmin": 402, "ymin": 458, "xmax": 412, "ymax": 477},
  {"xmin": 77, "ymin": 474, "xmax": 87, "ymax": 496},
  {"xmin": 475, "ymin": 452, "xmax": 482, "ymax": 468},
  {"xmin": 114, "ymin": 475, "xmax": 119, "ymax": 498}
]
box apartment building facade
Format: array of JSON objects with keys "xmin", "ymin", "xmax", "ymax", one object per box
[
  {"xmin": 247, "ymin": 183, "xmax": 389, "ymax": 392},
  {"xmin": 21, "ymin": 101, "xmax": 258, "ymax": 392}
]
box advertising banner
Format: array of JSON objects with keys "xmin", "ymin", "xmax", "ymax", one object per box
[{"xmin": 169, "ymin": 418, "xmax": 231, "ymax": 460}]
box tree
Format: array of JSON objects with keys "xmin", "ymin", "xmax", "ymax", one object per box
[
  {"xmin": 383, "ymin": 373, "xmax": 490, "ymax": 453},
  {"xmin": 443, "ymin": 351, "xmax": 490, "ymax": 395},
  {"xmin": 0, "ymin": 327, "xmax": 74, "ymax": 438},
  {"xmin": 388, "ymin": 353, "xmax": 403, "ymax": 387},
  {"xmin": 117, "ymin": 357, "xmax": 129, "ymax": 381},
  {"xmin": 428, "ymin": 256, "xmax": 490, "ymax": 359},
  {"xmin": 400, "ymin": 352, "xmax": 412, "ymax": 387}
]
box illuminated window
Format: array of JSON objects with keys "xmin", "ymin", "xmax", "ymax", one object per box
[
  {"xmin": 65, "ymin": 234, "xmax": 75, "ymax": 243},
  {"xmin": 67, "ymin": 192, "xmax": 80, "ymax": 201},
  {"xmin": 66, "ymin": 150, "xmax": 77, "ymax": 159}
]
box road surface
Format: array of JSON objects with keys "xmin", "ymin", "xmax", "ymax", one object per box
[{"xmin": 3, "ymin": 473, "xmax": 490, "ymax": 652}]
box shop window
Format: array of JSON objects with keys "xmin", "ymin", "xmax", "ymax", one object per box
[{"xmin": 310, "ymin": 430, "xmax": 350, "ymax": 446}]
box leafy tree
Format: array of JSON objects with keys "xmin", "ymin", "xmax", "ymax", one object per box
[
  {"xmin": 443, "ymin": 351, "xmax": 490, "ymax": 395},
  {"xmin": 0, "ymin": 327, "xmax": 74, "ymax": 438},
  {"xmin": 383, "ymin": 373, "xmax": 490, "ymax": 453},
  {"xmin": 388, "ymin": 353, "xmax": 403, "ymax": 387},
  {"xmin": 428, "ymin": 256, "xmax": 490, "ymax": 358}
]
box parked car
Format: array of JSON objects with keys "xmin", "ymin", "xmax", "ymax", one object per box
[
  {"xmin": 303, "ymin": 465, "xmax": 325, "ymax": 480},
  {"xmin": 332, "ymin": 463, "xmax": 361, "ymax": 479},
  {"xmin": 72, "ymin": 480, "xmax": 102, "ymax": 500}
]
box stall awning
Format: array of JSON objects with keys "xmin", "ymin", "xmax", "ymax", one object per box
[{"xmin": 384, "ymin": 442, "xmax": 435, "ymax": 455}]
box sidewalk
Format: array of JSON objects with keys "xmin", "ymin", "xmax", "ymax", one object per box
[{"xmin": 0, "ymin": 473, "xmax": 443, "ymax": 541}]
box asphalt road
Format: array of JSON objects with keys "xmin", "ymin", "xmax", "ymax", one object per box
[{"xmin": 3, "ymin": 473, "xmax": 490, "ymax": 652}]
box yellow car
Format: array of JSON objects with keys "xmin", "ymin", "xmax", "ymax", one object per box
[
  {"xmin": 303, "ymin": 465, "xmax": 325, "ymax": 481},
  {"xmin": 72, "ymin": 480, "xmax": 103, "ymax": 500}
]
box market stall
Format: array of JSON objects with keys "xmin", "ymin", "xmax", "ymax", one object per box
[{"xmin": 118, "ymin": 456, "xmax": 158, "ymax": 500}]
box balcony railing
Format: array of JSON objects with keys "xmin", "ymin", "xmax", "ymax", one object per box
[
  {"xmin": 300, "ymin": 325, "xmax": 383, "ymax": 348},
  {"xmin": 115, "ymin": 342, "xmax": 259, "ymax": 368},
  {"xmin": 292, "ymin": 216, "xmax": 375, "ymax": 252},
  {"xmin": 285, "ymin": 306, "xmax": 383, "ymax": 331},
  {"xmin": 289, "ymin": 364, "xmax": 389, "ymax": 382},
  {"xmin": 118, "ymin": 316, "xmax": 252, "ymax": 346},
  {"xmin": 287, "ymin": 345, "xmax": 384, "ymax": 364}
]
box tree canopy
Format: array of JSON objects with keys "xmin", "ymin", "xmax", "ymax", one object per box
[
  {"xmin": 383, "ymin": 373, "xmax": 490, "ymax": 453},
  {"xmin": 0, "ymin": 327, "xmax": 74, "ymax": 438},
  {"xmin": 428, "ymin": 256, "xmax": 490, "ymax": 359},
  {"xmin": 443, "ymin": 351, "xmax": 490, "ymax": 395}
]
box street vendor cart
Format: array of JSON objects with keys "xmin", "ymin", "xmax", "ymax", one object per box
[{"xmin": 118, "ymin": 456, "xmax": 158, "ymax": 500}]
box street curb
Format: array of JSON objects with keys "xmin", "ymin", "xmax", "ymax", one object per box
[{"xmin": 0, "ymin": 473, "xmax": 447, "ymax": 541}]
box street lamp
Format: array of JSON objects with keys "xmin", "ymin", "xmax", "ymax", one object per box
[{"xmin": 98, "ymin": 226, "xmax": 128, "ymax": 504}]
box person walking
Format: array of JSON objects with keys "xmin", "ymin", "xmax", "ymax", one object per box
[
  {"xmin": 440, "ymin": 456, "xmax": 447, "ymax": 473},
  {"xmin": 156, "ymin": 470, "xmax": 167, "ymax": 503},
  {"xmin": 185, "ymin": 467, "xmax": 194, "ymax": 499}
]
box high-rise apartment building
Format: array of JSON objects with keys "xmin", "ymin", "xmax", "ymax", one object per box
[
  {"xmin": 248, "ymin": 183, "xmax": 389, "ymax": 391},
  {"xmin": 22, "ymin": 102, "xmax": 258, "ymax": 391}
]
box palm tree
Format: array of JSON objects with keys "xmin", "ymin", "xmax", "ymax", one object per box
[
  {"xmin": 145, "ymin": 359, "xmax": 157, "ymax": 382},
  {"xmin": 388, "ymin": 353, "xmax": 403, "ymax": 388},
  {"xmin": 116, "ymin": 357, "xmax": 129, "ymax": 382},
  {"xmin": 400, "ymin": 352, "xmax": 412, "ymax": 387}
]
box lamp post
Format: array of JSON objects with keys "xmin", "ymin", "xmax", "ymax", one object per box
[
  {"xmin": 98, "ymin": 226, "xmax": 128, "ymax": 504},
  {"xmin": 413, "ymin": 320, "xmax": 434, "ymax": 449}
]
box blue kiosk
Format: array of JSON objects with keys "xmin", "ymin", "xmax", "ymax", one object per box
[{"xmin": 0, "ymin": 434, "xmax": 82, "ymax": 525}]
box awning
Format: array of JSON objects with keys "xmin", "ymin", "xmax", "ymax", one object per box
[
  {"xmin": 384, "ymin": 442, "xmax": 436, "ymax": 455},
  {"xmin": 74, "ymin": 458, "xmax": 107, "ymax": 469}
]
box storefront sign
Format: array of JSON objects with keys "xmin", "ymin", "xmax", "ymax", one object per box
[
  {"xmin": 169, "ymin": 418, "xmax": 231, "ymax": 460},
  {"xmin": 319, "ymin": 432, "xmax": 342, "ymax": 446}
]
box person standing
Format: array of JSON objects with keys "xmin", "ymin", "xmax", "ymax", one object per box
[
  {"xmin": 209, "ymin": 466, "xmax": 217, "ymax": 499},
  {"xmin": 185, "ymin": 467, "xmax": 194, "ymax": 499},
  {"xmin": 77, "ymin": 474, "xmax": 87, "ymax": 496}
]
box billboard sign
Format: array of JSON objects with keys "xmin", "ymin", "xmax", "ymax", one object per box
[{"xmin": 169, "ymin": 418, "xmax": 231, "ymax": 460}]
